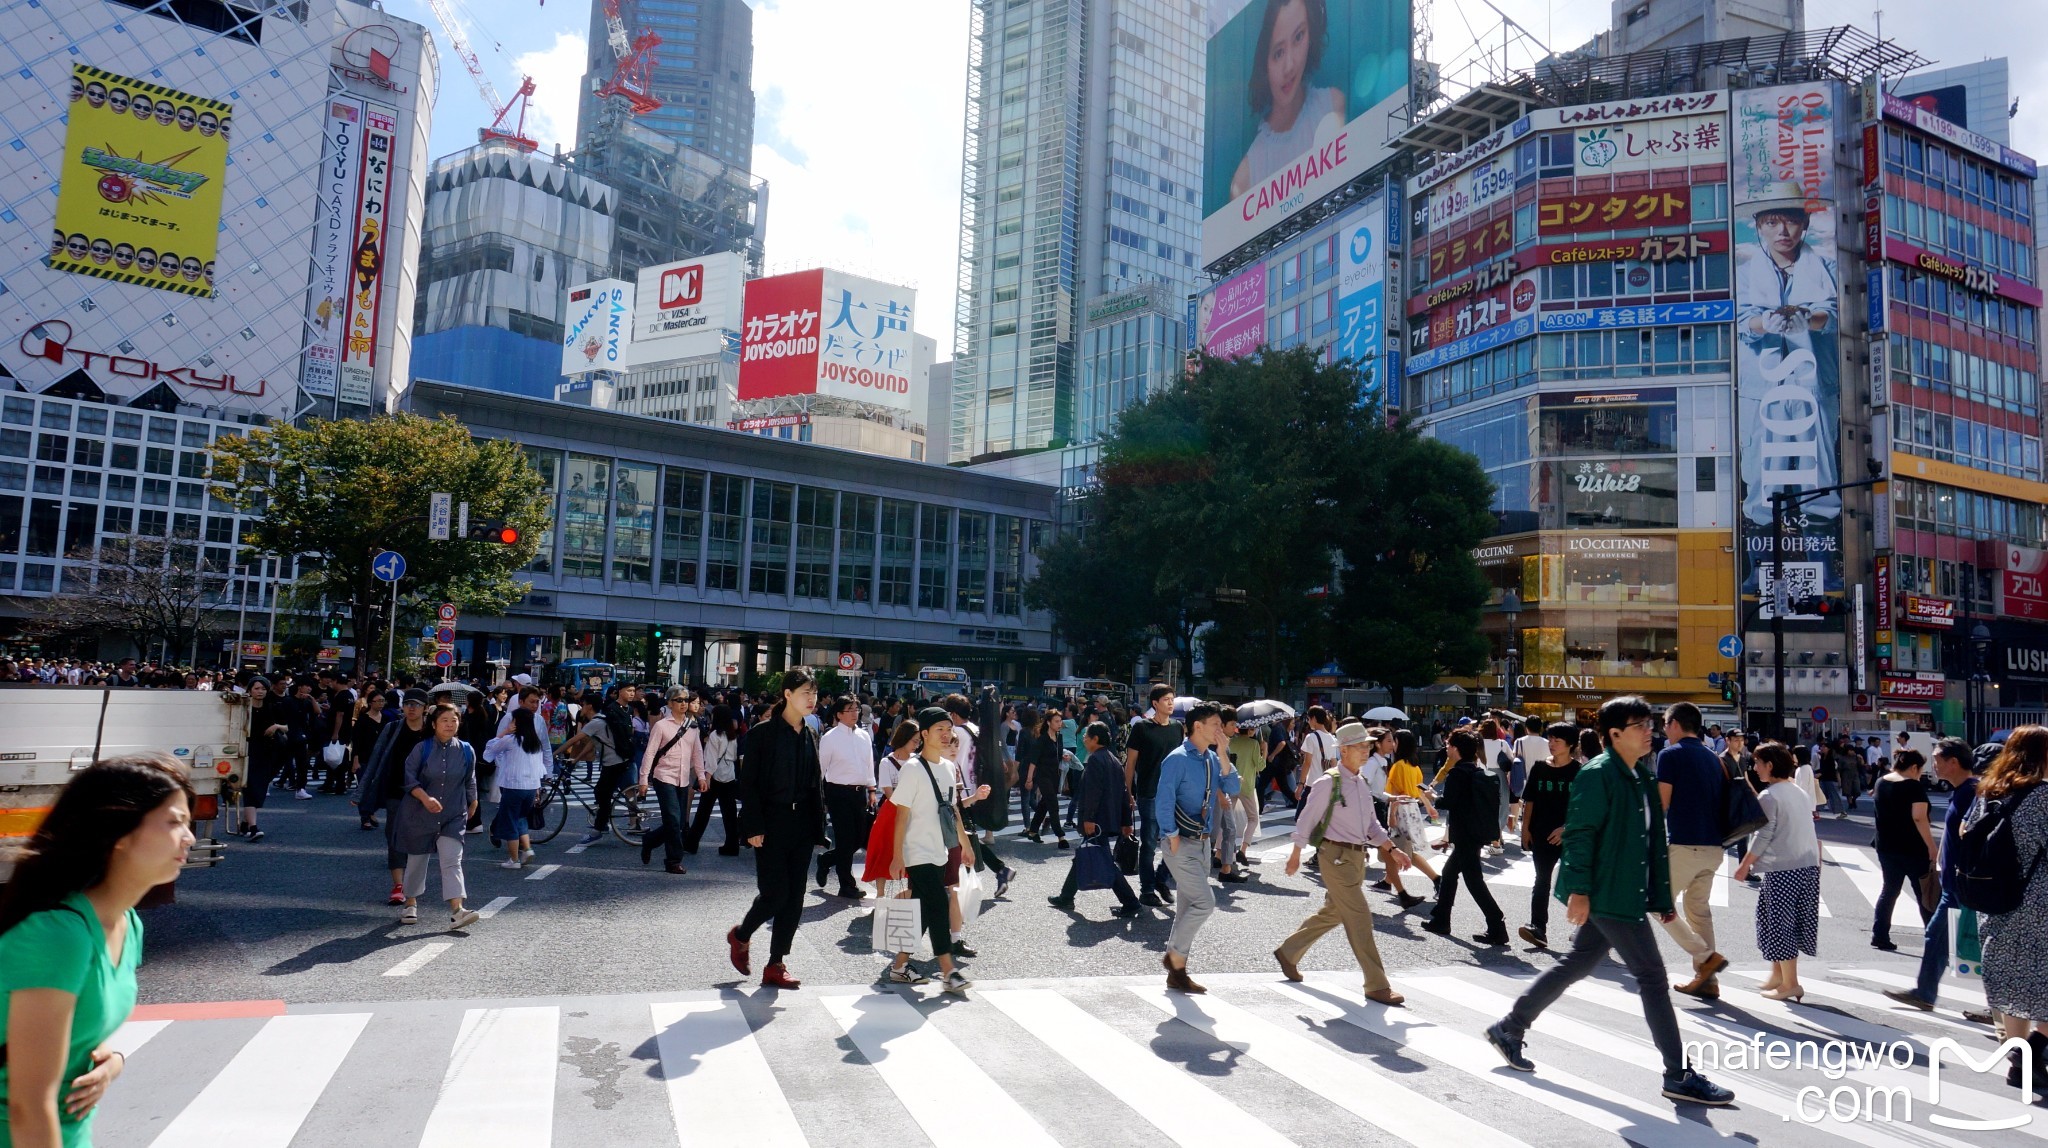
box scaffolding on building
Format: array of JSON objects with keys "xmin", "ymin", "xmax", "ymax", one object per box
[{"xmin": 570, "ymin": 117, "xmax": 766, "ymax": 282}]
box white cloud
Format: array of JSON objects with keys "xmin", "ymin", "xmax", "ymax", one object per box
[
  {"xmin": 748, "ymin": 1, "xmax": 969, "ymax": 355},
  {"xmin": 513, "ymin": 31, "xmax": 590, "ymax": 155}
]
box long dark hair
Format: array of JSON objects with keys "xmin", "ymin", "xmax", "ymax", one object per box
[
  {"xmin": 0, "ymin": 754, "xmax": 193, "ymax": 936},
  {"xmin": 510, "ymin": 706, "xmax": 542, "ymax": 754},
  {"xmin": 1392, "ymin": 728, "xmax": 1420, "ymax": 765},
  {"xmin": 711, "ymin": 704, "xmax": 737, "ymax": 739},
  {"xmin": 1248, "ymin": 0, "xmax": 1328, "ymax": 118}
]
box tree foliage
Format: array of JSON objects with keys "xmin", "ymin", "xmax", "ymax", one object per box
[
  {"xmin": 31, "ymin": 537, "xmax": 229, "ymax": 662},
  {"xmin": 208, "ymin": 414, "xmax": 550, "ymax": 668},
  {"xmin": 1026, "ymin": 348, "xmax": 1496, "ymax": 696}
]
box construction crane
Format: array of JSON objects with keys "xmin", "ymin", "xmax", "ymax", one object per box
[
  {"xmin": 592, "ymin": 0, "xmax": 662, "ymax": 116},
  {"xmin": 422, "ymin": 0, "xmax": 539, "ymax": 152}
]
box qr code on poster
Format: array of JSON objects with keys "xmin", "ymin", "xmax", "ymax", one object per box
[{"xmin": 1757, "ymin": 562, "xmax": 1824, "ymax": 619}]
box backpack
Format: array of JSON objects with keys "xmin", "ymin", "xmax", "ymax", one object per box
[{"xmin": 1953, "ymin": 784, "xmax": 2046, "ymax": 915}]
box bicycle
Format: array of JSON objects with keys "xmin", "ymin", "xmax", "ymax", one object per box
[{"xmin": 526, "ymin": 760, "xmax": 658, "ymax": 847}]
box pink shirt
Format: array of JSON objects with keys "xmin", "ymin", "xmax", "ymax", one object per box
[{"xmin": 641, "ymin": 714, "xmax": 704, "ymax": 787}]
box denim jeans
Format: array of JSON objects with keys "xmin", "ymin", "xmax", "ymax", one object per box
[
  {"xmin": 1137, "ymin": 796, "xmax": 1168, "ymax": 896},
  {"xmin": 1819, "ymin": 780, "xmax": 1845, "ymax": 815},
  {"xmin": 1503, "ymin": 914, "xmax": 1689, "ymax": 1079},
  {"xmin": 650, "ymin": 779, "xmax": 689, "ymax": 867},
  {"xmin": 1915, "ymin": 890, "xmax": 1953, "ymax": 1003}
]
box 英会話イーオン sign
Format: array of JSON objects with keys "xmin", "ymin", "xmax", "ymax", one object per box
[{"xmin": 51, "ymin": 64, "xmax": 231, "ymax": 299}]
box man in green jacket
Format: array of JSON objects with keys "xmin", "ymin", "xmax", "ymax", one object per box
[{"xmin": 1484, "ymin": 695, "xmax": 1735, "ymax": 1107}]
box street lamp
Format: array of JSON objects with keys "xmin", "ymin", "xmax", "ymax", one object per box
[
  {"xmin": 1968, "ymin": 620, "xmax": 1992, "ymax": 747},
  {"xmin": 1501, "ymin": 588, "xmax": 1523, "ymax": 713}
]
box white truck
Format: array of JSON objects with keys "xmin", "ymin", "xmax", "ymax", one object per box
[{"xmin": 0, "ymin": 685, "xmax": 240, "ymax": 873}]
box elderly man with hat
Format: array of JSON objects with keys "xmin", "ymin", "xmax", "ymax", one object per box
[
  {"xmin": 1275, "ymin": 720, "xmax": 1416, "ymax": 1004},
  {"xmin": 356, "ymin": 689, "xmax": 436, "ymax": 905},
  {"xmin": 1735, "ymin": 179, "xmax": 1840, "ymax": 526}
]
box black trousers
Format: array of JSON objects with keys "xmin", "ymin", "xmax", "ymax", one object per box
[
  {"xmin": 591, "ymin": 762, "xmax": 631, "ymax": 830},
  {"xmin": 905, "ymin": 862, "xmax": 953, "ymax": 958},
  {"xmin": 1029, "ymin": 779, "xmax": 1064, "ymax": 838},
  {"xmin": 739, "ymin": 837, "xmax": 814, "ymax": 963},
  {"xmin": 822, "ymin": 782, "xmax": 870, "ymax": 889},
  {"xmin": 1874, "ymin": 850, "xmax": 1932, "ymax": 944},
  {"xmin": 1429, "ymin": 839, "xmax": 1505, "ymax": 932},
  {"xmin": 684, "ymin": 779, "xmax": 740, "ymax": 851},
  {"xmin": 1529, "ymin": 841, "xmax": 1561, "ymax": 934}
]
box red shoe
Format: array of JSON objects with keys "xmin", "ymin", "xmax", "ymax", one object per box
[
  {"xmin": 726, "ymin": 927, "xmax": 751, "ymax": 976},
  {"xmin": 386, "ymin": 884, "xmax": 405, "ymax": 906},
  {"xmin": 761, "ymin": 963, "xmax": 802, "ymax": 990}
]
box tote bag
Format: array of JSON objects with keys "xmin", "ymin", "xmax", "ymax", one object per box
[
  {"xmin": 1073, "ymin": 840, "xmax": 1119, "ymax": 890},
  {"xmin": 870, "ymin": 891, "xmax": 924, "ymax": 956}
]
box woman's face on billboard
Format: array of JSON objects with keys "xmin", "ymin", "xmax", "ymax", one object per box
[{"xmin": 1265, "ymin": 0, "xmax": 1313, "ymax": 121}]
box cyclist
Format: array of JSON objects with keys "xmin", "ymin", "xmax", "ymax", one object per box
[{"xmin": 570, "ymin": 690, "xmax": 636, "ymax": 847}]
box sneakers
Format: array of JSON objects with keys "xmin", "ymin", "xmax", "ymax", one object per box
[
  {"xmin": 1661, "ymin": 1069, "xmax": 1735, "ymax": 1106},
  {"xmin": 576, "ymin": 830, "xmax": 603, "ymax": 847},
  {"xmin": 521, "ymin": 848, "xmax": 535, "ymax": 862},
  {"xmin": 1486, "ymin": 1021, "xmax": 1534, "ymax": 1071},
  {"xmin": 245, "ymin": 828, "xmax": 265, "ymax": 843},
  {"xmin": 399, "ymin": 904, "xmax": 419, "ymax": 925},
  {"xmin": 942, "ymin": 970, "xmax": 972, "ymax": 996},
  {"xmin": 1517, "ymin": 925, "xmax": 1548, "ymax": 949},
  {"xmin": 995, "ymin": 867, "xmax": 1015, "ymax": 898},
  {"xmin": 726, "ymin": 927, "xmax": 751, "ymax": 976},
  {"xmin": 885, "ymin": 964, "xmax": 929, "ymax": 985},
  {"xmin": 499, "ymin": 858, "xmax": 523, "ymax": 870},
  {"xmin": 294, "ymin": 788, "xmax": 314, "ymax": 801},
  {"xmin": 386, "ymin": 884, "xmax": 405, "ymax": 906},
  {"xmin": 450, "ymin": 907, "xmax": 481, "ymax": 930},
  {"xmin": 950, "ymin": 941, "xmax": 978, "ymax": 959}
]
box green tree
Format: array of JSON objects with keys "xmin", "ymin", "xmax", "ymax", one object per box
[
  {"xmin": 1328, "ymin": 428, "xmax": 1496, "ymax": 706},
  {"xmin": 1023, "ymin": 533, "xmax": 1156, "ymax": 675},
  {"xmin": 208, "ymin": 414, "xmax": 550, "ymax": 672}
]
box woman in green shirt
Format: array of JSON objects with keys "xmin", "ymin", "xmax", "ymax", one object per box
[{"xmin": 0, "ymin": 753, "xmax": 196, "ymax": 1148}]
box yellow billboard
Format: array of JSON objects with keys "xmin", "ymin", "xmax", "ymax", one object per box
[{"xmin": 50, "ymin": 64, "xmax": 231, "ymax": 299}]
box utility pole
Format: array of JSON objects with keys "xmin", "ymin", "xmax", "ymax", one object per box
[{"xmin": 1768, "ymin": 475, "xmax": 1882, "ymax": 741}]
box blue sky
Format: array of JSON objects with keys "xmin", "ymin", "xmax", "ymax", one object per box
[{"xmin": 393, "ymin": 0, "xmax": 2044, "ymax": 356}]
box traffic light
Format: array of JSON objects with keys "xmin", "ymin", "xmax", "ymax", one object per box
[
  {"xmin": 1787, "ymin": 594, "xmax": 1843, "ymax": 619},
  {"xmin": 651, "ymin": 624, "xmax": 666, "ymax": 641},
  {"xmin": 1721, "ymin": 678, "xmax": 1736, "ymax": 702},
  {"xmin": 465, "ymin": 519, "xmax": 522, "ymax": 545},
  {"xmin": 324, "ymin": 612, "xmax": 344, "ymax": 641}
]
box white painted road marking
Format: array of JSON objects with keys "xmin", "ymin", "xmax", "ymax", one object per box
[
  {"xmin": 418, "ymin": 1007, "xmax": 559, "ymax": 1147},
  {"xmin": 381, "ymin": 942, "xmax": 453, "ymax": 977},
  {"xmin": 526, "ymin": 863, "xmax": 562, "ymax": 881},
  {"xmin": 821, "ymin": 990, "xmax": 1059, "ymax": 1148},
  {"xmin": 651, "ymin": 997, "xmax": 808, "ymax": 1146},
  {"xmin": 144, "ymin": 1013, "xmax": 370, "ymax": 1148}
]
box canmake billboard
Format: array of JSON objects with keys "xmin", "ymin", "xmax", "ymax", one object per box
[
  {"xmin": 1201, "ymin": 0, "xmax": 1412, "ymax": 265},
  {"xmin": 738, "ymin": 268, "xmax": 917, "ymax": 409}
]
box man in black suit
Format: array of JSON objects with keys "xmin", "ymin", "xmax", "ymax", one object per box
[{"xmin": 1046, "ymin": 722, "xmax": 1144, "ymax": 918}]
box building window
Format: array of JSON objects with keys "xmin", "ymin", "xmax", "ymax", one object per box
[
  {"xmin": 660, "ymin": 468, "xmax": 704, "ymax": 588},
  {"xmin": 524, "ymin": 448, "xmax": 559, "ymax": 575},
  {"xmin": 879, "ymin": 498, "xmax": 914, "ymax": 606},
  {"xmin": 918, "ymin": 505, "xmax": 952, "ymax": 610},
  {"xmin": 793, "ymin": 487, "xmax": 834, "ymax": 599},
  {"xmin": 993, "ymin": 514, "xmax": 1023, "ymax": 616},
  {"xmin": 749, "ymin": 481, "xmax": 792, "ymax": 595},
  {"xmin": 706, "ymin": 475, "xmax": 744, "ymax": 590},
  {"xmin": 955, "ymin": 512, "xmax": 989, "ymax": 614},
  {"xmin": 562, "ymin": 453, "xmax": 610, "ymax": 578},
  {"xmin": 838, "ymin": 494, "xmax": 877, "ymax": 604},
  {"xmin": 612, "ymin": 462, "xmax": 656, "ymax": 584}
]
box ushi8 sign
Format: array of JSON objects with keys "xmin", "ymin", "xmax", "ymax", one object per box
[{"xmin": 737, "ymin": 269, "xmax": 917, "ymax": 409}]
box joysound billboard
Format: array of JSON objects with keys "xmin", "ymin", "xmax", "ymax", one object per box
[{"xmin": 1202, "ymin": 0, "xmax": 1412, "ymax": 265}]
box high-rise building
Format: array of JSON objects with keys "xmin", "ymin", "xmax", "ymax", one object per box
[
  {"xmin": 950, "ymin": 0, "xmax": 1203, "ymax": 466},
  {"xmin": 412, "ymin": 143, "xmax": 617, "ymax": 399},
  {"xmin": 576, "ymin": 0, "xmax": 756, "ymax": 169}
]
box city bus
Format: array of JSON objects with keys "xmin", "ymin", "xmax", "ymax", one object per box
[
  {"xmin": 1042, "ymin": 677, "xmax": 1135, "ymax": 708},
  {"xmin": 913, "ymin": 665, "xmax": 973, "ymax": 700}
]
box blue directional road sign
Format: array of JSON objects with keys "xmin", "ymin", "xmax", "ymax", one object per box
[
  {"xmin": 372, "ymin": 551, "xmax": 406, "ymax": 582},
  {"xmin": 1717, "ymin": 634, "xmax": 1743, "ymax": 659}
]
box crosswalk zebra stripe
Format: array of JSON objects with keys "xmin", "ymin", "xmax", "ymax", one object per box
[
  {"xmin": 984, "ymin": 989, "xmax": 1297, "ymax": 1148},
  {"xmin": 1823, "ymin": 846, "xmax": 1926, "ymax": 932},
  {"xmin": 819, "ymin": 990, "xmax": 1061, "ymax": 1148},
  {"xmin": 1397, "ymin": 975, "xmax": 1959, "ymax": 1148},
  {"xmin": 419, "ymin": 1007, "xmax": 559, "ymax": 1148},
  {"xmin": 108, "ymin": 1020, "xmax": 171, "ymax": 1059},
  {"xmin": 1126, "ymin": 984, "xmax": 1531, "ymax": 1148},
  {"xmin": 1537, "ymin": 968, "xmax": 2046, "ymax": 1140},
  {"xmin": 144, "ymin": 1013, "xmax": 369, "ymax": 1148},
  {"xmin": 1720, "ymin": 970, "xmax": 1990, "ymax": 1040},
  {"xmin": 382, "ymin": 942, "xmax": 453, "ymax": 977},
  {"xmin": 474, "ymin": 895, "xmax": 517, "ymax": 919},
  {"xmin": 650, "ymin": 997, "xmax": 807, "ymax": 1147},
  {"xmin": 1264, "ymin": 981, "xmax": 1741, "ymax": 1147},
  {"xmin": 1835, "ymin": 966, "xmax": 1989, "ymax": 1010}
]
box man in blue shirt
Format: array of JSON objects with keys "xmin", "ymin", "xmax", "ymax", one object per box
[
  {"xmin": 1654, "ymin": 702, "xmax": 1732, "ymax": 999},
  {"xmin": 1153, "ymin": 702, "xmax": 1240, "ymax": 994},
  {"xmin": 1884, "ymin": 738, "xmax": 1988, "ymax": 1015}
]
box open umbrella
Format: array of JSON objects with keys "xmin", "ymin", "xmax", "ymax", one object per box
[
  {"xmin": 1361, "ymin": 705, "xmax": 1408, "ymax": 722},
  {"xmin": 1234, "ymin": 699, "xmax": 1296, "ymax": 729},
  {"xmin": 1170, "ymin": 696, "xmax": 1207, "ymax": 721}
]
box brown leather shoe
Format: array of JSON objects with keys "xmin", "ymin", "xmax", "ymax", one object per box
[
  {"xmin": 1164, "ymin": 954, "xmax": 1206, "ymax": 994},
  {"xmin": 1695, "ymin": 951, "xmax": 1730, "ymax": 978},
  {"xmin": 1364, "ymin": 987, "xmax": 1406, "ymax": 1007},
  {"xmin": 1672, "ymin": 973, "xmax": 1720, "ymax": 1000},
  {"xmin": 761, "ymin": 962, "xmax": 802, "ymax": 990},
  {"xmin": 726, "ymin": 927, "xmax": 751, "ymax": 976},
  {"xmin": 1273, "ymin": 947, "xmax": 1303, "ymax": 982}
]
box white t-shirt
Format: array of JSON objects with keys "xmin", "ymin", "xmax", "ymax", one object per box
[
  {"xmin": 1482, "ymin": 739, "xmax": 1511, "ymax": 776},
  {"xmin": 1362, "ymin": 751, "xmax": 1390, "ymax": 797},
  {"xmin": 1300, "ymin": 730, "xmax": 1336, "ymax": 775},
  {"xmin": 892, "ymin": 756, "xmax": 959, "ymax": 868},
  {"xmin": 1515, "ymin": 734, "xmax": 1550, "ymax": 765},
  {"xmin": 877, "ymin": 751, "xmax": 910, "ymax": 793}
]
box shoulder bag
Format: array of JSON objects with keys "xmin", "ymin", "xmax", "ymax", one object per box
[{"xmin": 1718, "ymin": 754, "xmax": 1769, "ymax": 847}]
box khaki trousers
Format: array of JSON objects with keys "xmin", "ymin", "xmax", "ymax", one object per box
[
  {"xmin": 1658, "ymin": 842, "xmax": 1723, "ymax": 962},
  {"xmin": 1276, "ymin": 842, "xmax": 1391, "ymax": 994}
]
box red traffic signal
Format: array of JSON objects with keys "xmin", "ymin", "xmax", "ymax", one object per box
[
  {"xmin": 494, "ymin": 525, "xmax": 521, "ymax": 545},
  {"xmin": 465, "ymin": 519, "xmax": 522, "ymax": 545}
]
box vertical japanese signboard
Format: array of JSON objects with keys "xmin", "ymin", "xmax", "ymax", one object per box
[
  {"xmin": 301, "ymin": 96, "xmax": 366, "ymax": 400},
  {"xmin": 737, "ymin": 269, "xmax": 825, "ymax": 401},
  {"xmin": 814, "ymin": 269, "xmax": 916, "ymax": 408},
  {"xmin": 1333, "ymin": 190, "xmax": 1386, "ymax": 400},
  {"xmin": 338, "ymin": 101, "xmax": 397, "ymax": 408},
  {"xmin": 1195, "ymin": 262, "xmax": 1267, "ymax": 360},
  {"xmin": 1733, "ymin": 83, "xmax": 1844, "ymax": 625}
]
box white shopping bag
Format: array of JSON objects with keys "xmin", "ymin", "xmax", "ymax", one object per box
[
  {"xmin": 954, "ymin": 866, "xmax": 986, "ymax": 932},
  {"xmin": 871, "ymin": 892, "xmax": 924, "ymax": 956}
]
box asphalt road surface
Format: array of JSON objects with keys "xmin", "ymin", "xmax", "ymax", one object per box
[{"xmin": 96, "ymin": 785, "xmax": 2039, "ymax": 1146}]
